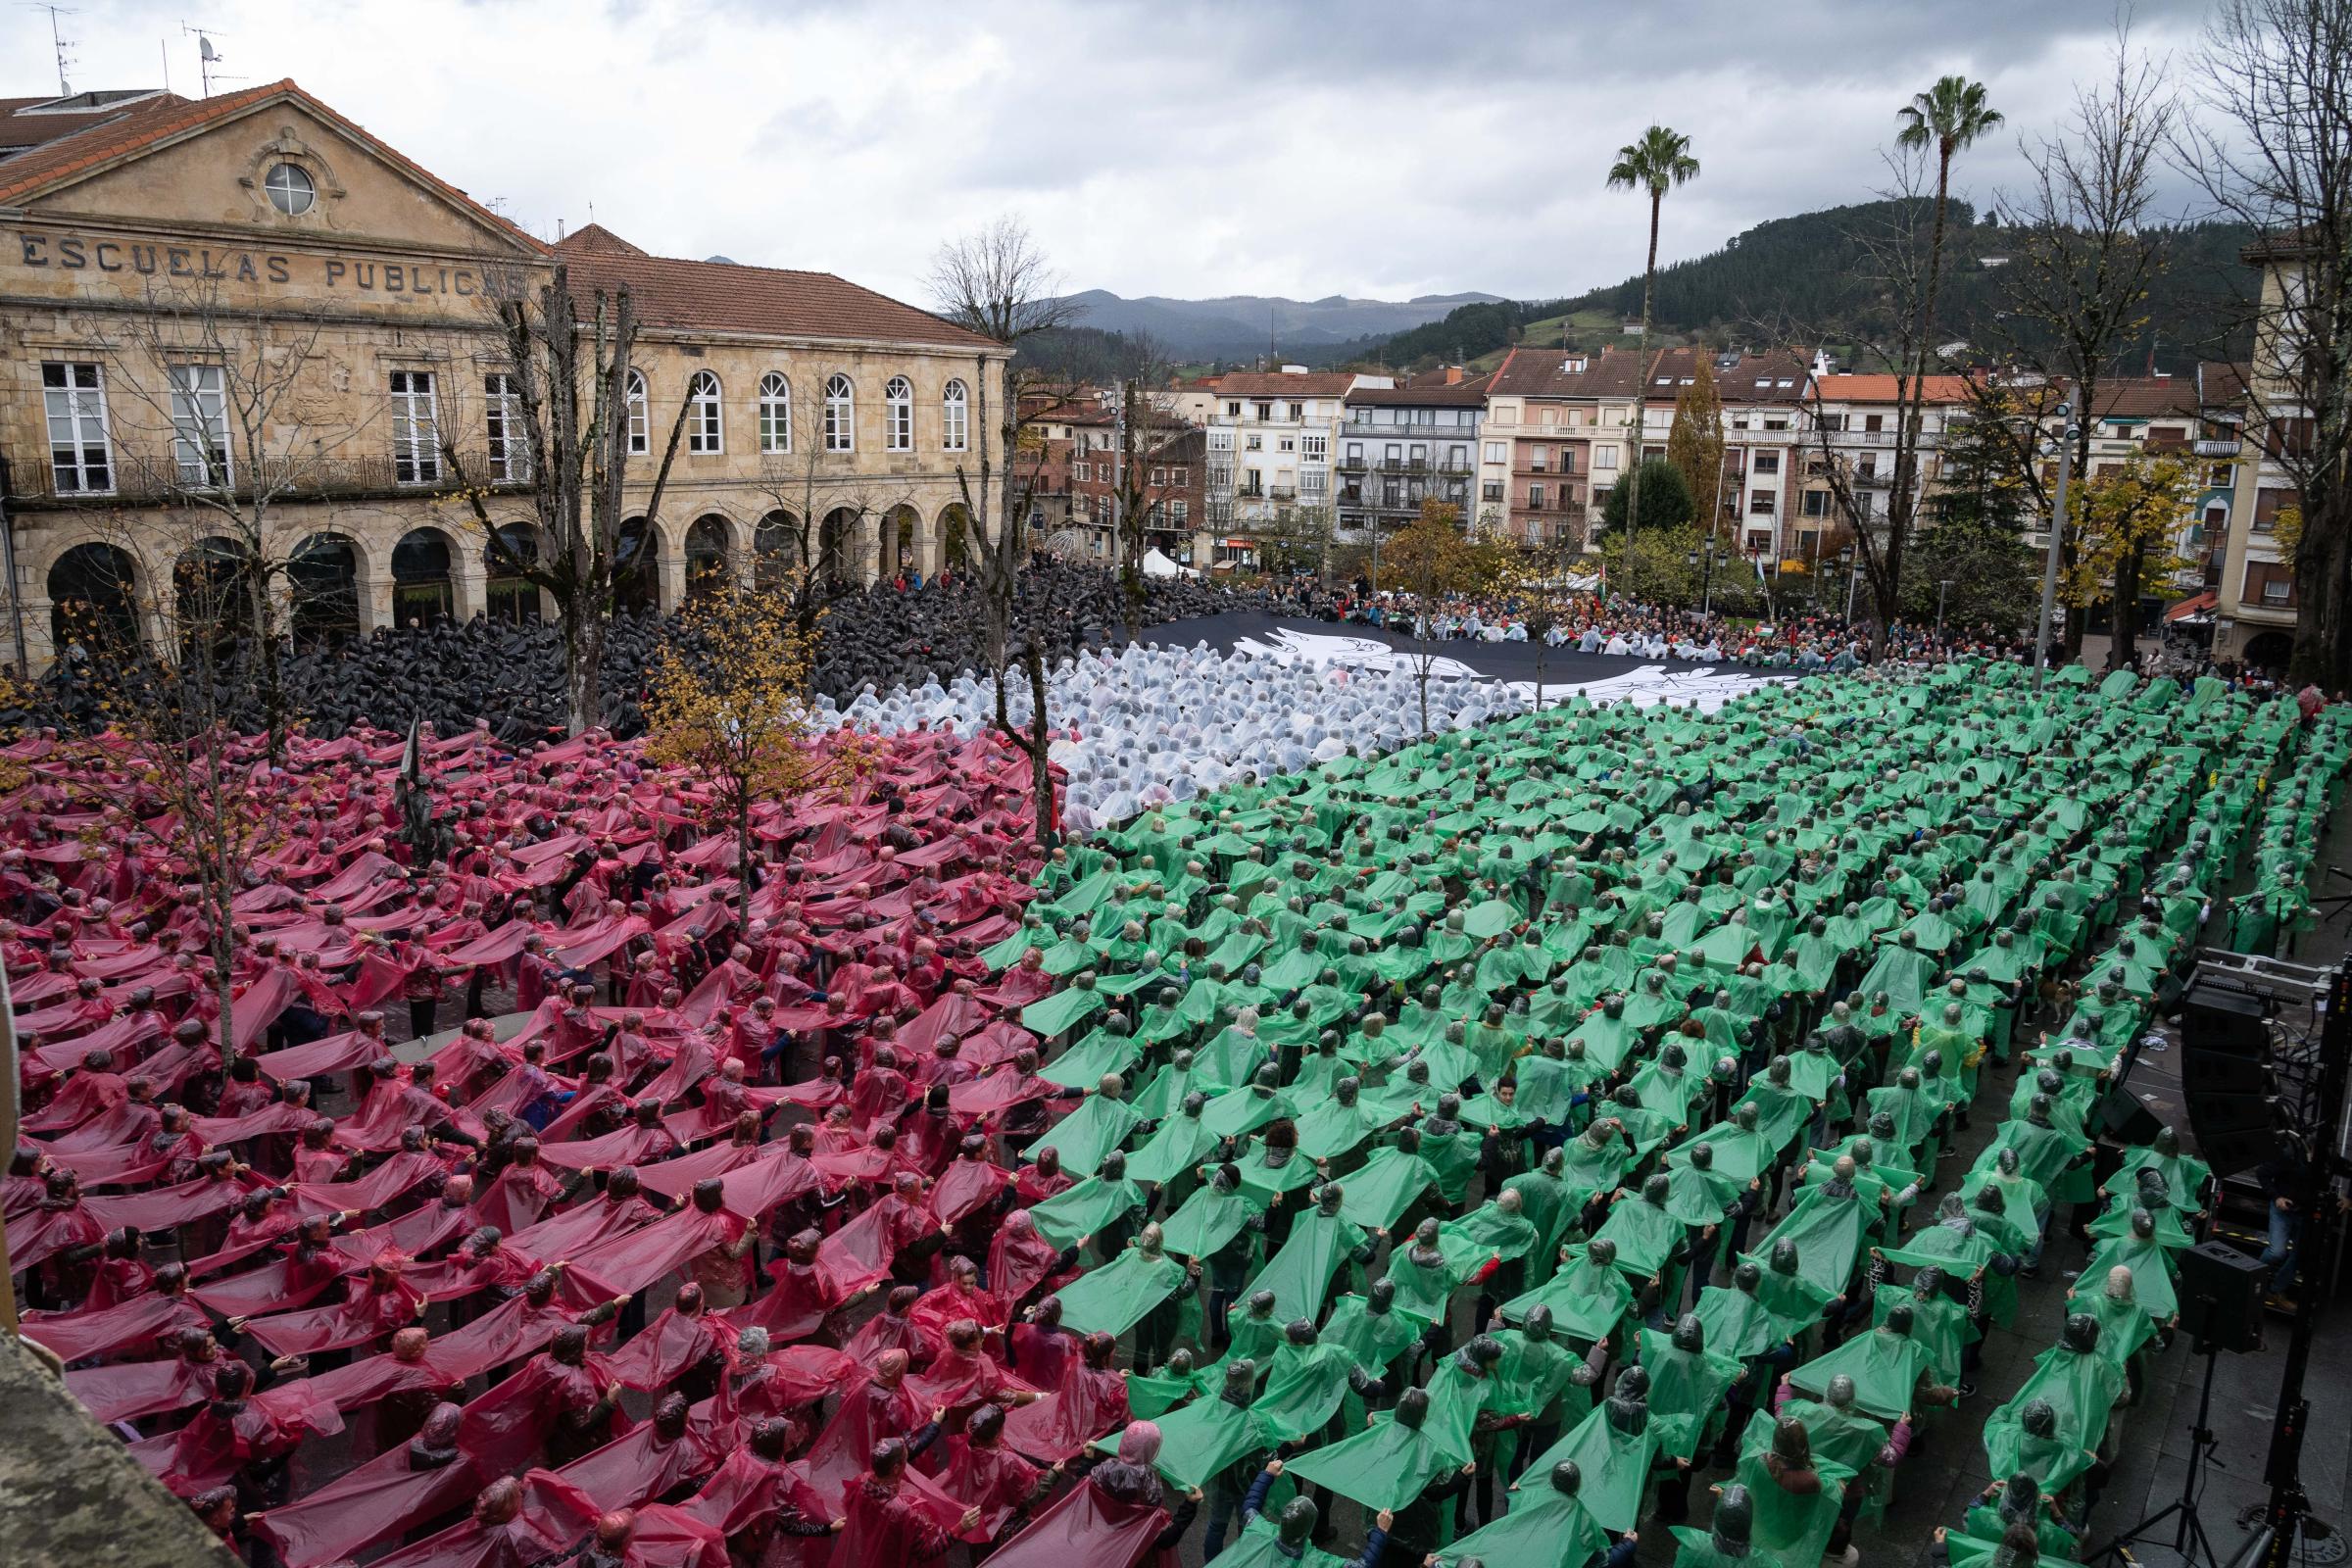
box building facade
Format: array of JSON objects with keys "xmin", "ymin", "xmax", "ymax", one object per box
[
  {"xmin": 1, "ymin": 81, "xmax": 1006, "ymax": 668},
  {"xmin": 1336, "ymin": 373, "xmax": 1485, "ymax": 543},
  {"xmin": 1201, "ymin": 368, "xmax": 1381, "ymax": 553},
  {"xmin": 2211, "ymin": 238, "xmax": 2307, "ymax": 670},
  {"xmin": 1478, "ymin": 346, "xmax": 1805, "ymax": 554}
]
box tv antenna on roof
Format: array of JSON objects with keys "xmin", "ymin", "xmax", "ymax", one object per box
[
  {"xmin": 181, "ymin": 23, "xmax": 224, "ymax": 96},
  {"xmin": 24, "ymin": 4, "xmax": 78, "ymax": 96}
]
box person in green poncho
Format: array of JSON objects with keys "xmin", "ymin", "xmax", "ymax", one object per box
[
  {"xmin": 1516, "ymin": 1366, "xmax": 1660, "ymax": 1537},
  {"xmin": 1148, "ymin": 1359, "xmax": 1266, "ymax": 1551},
  {"xmin": 1669, "ymin": 1482, "xmax": 1778, "ymax": 1568},
  {"xmin": 1945, "ymin": 1471, "xmax": 2083, "ymax": 1562},
  {"xmin": 1727, "ymin": 1416, "xmax": 1852, "ymax": 1566},
  {"xmin": 1054, "ymin": 1221, "xmax": 1199, "ymax": 1362},
  {"xmin": 1245, "ymin": 1182, "xmax": 1380, "ymax": 1325},
  {"xmin": 1283, "ymin": 1388, "xmax": 1472, "ymax": 1568},
  {"xmin": 1435, "ymin": 1460, "xmax": 1636, "ymax": 1568},
  {"xmin": 1252, "ymin": 1317, "xmax": 1397, "ymax": 1446},
  {"xmin": 1220, "ymin": 1461, "xmax": 1394, "ymax": 1568},
  {"xmin": 1641, "ymin": 1313, "xmax": 1746, "ymax": 1523}
]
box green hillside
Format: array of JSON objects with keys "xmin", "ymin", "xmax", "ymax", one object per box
[{"xmin": 1366, "ymin": 200, "xmax": 2256, "ymax": 372}]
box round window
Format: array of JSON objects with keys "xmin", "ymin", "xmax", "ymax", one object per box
[{"xmin": 264, "ymin": 162, "xmax": 316, "ymax": 217}]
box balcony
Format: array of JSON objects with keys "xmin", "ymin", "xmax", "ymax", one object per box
[
  {"xmin": 1816, "ymin": 427, "xmax": 1941, "ymax": 450},
  {"xmin": 1336, "ymin": 456, "xmax": 1370, "ymax": 473},
  {"xmin": 2193, "ymin": 438, "xmax": 2240, "ymax": 458},
  {"xmin": 1268, "ymin": 485, "xmax": 1298, "ymax": 503},
  {"xmin": 21, "ymin": 449, "xmax": 530, "ymax": 507}
]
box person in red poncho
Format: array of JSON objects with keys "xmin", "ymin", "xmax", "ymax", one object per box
[
  {"xmin": 1004, "ymin": 1328, "xmax": 1129, "ymax": 1464},
  {"xmin": 984, "ymin": 1420, "xmax": 1197, "ymax": 1568},
  {"xmin": 685, "ymin": 1414, "xmax": 843, "ymax": 1556},
  {"xmin": 834, "ymin": 1436, "xmax": 978, "ymax": 1568},
  {"xmin": 936, "ymin": 1401, "xmax": 1057, "ymax": 1543}
]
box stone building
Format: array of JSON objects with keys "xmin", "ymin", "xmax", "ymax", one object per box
[{"xmin": 0, "ymin": 80, "xmax": 1006, "ymax": 669}]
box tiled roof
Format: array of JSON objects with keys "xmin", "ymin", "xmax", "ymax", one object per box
[
  {"xmin": 0, "ymin": 79, "xmax": 541, "ymax": 254},
  {"xmin": 1488, "ymin": 346, "xmax": 1648, "ymax": 398},
  {"xmin": 555, "ymin": 235, "xmax": 1001, "ymax": 352},
  {"xmin": 1809, "ymin": 372, "xmax": 1978, "ymax": 406},
  {"xmin": 554, "ymin": 222, "xmax": 645, "ymax": 256},
  {"xmin": 1346, "ymin": 373, "xmax": 1494, "ymax": 409},
  {"xmin": 2088, "ymin": 377, "xmax": 2201, "ymax": 419},
  {"xmin": 1211, "ymin": 371, "xmax": 1362, "ymax": 397},
  {"xmin": 0, "ymin": 91, "xmax": 172, "ymax": 155}
]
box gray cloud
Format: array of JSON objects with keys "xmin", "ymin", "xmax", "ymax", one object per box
[{"xmin": 13, "ymin": 0, "xmax": 2220, "ymax": 305}]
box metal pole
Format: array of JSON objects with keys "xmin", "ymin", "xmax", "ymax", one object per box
[
  {"xmin": 1936, "ymin": 578, "xmax": 1951, "ymax": 641},
  {"xmin": 2034, "ymin": 404, "xmax": 2076, "ymax": 689}
]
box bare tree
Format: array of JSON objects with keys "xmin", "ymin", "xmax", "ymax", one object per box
[
  {"xmin": 748, "ymin": 431, "xmax": 914, "ymax": 639},
  {"xmin": 84, "ymin": 283, "xmax": 376, "ymax": 758},
  {"xmin": 1965, "ymin": 25, "xmax": 2177, "ymax": 668},
  {"xmin": 2177, "ymin": 0, "xmax": 2352, "ymax": 686},
  {"xmin": 1109, "ymin": 351, "xmax": 1189, "ymax": 640},
  {"xmin": 440, "ymin": 265, "xmax": 693, "ymax": 735},
  {"xmin": 1772, "ymin": 155, "xmax": 1952, "ymax": 655},
  {"xmin": 930, "ymin": 217, "xmax": 1081, "ymax": 845},
  {"xmin": 49, "ymin": 513, "xmax": 286, "ymax": 1056}
]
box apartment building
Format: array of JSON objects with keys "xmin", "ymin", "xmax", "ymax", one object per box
[
  {"xmin": 1202, "ymin": 367, "xmax": 1386, "ymax": 541},
  {"xmin": 1479, "ymin": 346, "xmax": 1805, "ymax": 554},
  {"xmin": 1786, "ymin": 372, "xmax": 1974, "ymax": 567},
  {"xmin": 2212, "ymin": 233, "xmax": 2315, "ymax": 670},
  {"xmin": 1335, "ymin": 371, "xmax": 1487, "ymax": 543}
]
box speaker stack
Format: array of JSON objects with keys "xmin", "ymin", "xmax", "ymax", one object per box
[{"xmin": 2180, "ymin": 981, "xmax": 2281, "ymax": 1179}]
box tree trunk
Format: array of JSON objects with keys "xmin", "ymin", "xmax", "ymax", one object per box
[
  {"xmin": 735, "ymin": 791, "xmax": 754, "ymax": 936},
  {"xmin": 565, "ymin": 606, "xmax": 605, "ymax": 736},
  {"xmin": 2109, "ymin": 544, "xmax": 2142, "ymax": 671},
  {"xmin": 2292, "ymin": 484, "xmax": 2350, "ymax": 687},
  {"xmin": 1024, "ymin": 643, "xmax": 1054, "ymax": 848},
  {"xmin": 1620, "ymin": 190, "xmax": 1662, "ymax": 571}
]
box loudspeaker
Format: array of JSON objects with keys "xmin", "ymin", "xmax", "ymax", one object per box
[
  {"xmin": 2096, "ymin": 1086, "xmax": 2165, "ymax": 1147},
  {"xmin": 2185, "ymin": 1048, "xmax": 2275, "ymax": 1098},
  {"xmin": 2177, "ymin": 1239, "xmax": 2270, "ymax": 1351},
  {"xmin": 2183, "ymin": 983, "xmax": 2271, "ymax": 1057},
  {"xmin": 2196, "ymin": 1123, "xmax": 2283, "ymax": 1182}
]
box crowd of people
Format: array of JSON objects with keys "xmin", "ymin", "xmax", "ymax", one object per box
[
  {"xmin": 1, "ymin": 640, "xmax": 2334, "ymax": 1568},
  {"xmin": 16, "ymin": 564, "xmax": 1271, "ymax": 745}
]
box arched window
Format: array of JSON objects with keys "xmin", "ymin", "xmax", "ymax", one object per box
[
  {"xmin": 47, "ymin": 543, "xmax": 140, "ymax": 654},
  {"xmin": 485, "ymin": 523, "xmax": 544, "ymax": 623},
  {"xmin": 625, "ymin": 369, "xmax": 649, "ymax": 455},
  {"xmin": 759, "ymin": 372, "xmax": 792, "ymax": 454},
  {"xmin": 686, "ymin": 370, "xmax": 723, "ymax": 454},
  {"xmin": 287, "ymin": 533, "xmax": 361, "ymax": 649},
  {"xmin": 942, "ymin": 379, "xmax": 968, "ymax": 452},
  {"xmin": 824, "ymin": 374, "xmax": 855, "ymax": 452},
  {"xmin": 884, "ymin": 375, "xmax": 913, "ymax": 451},
  {"xmin": 391, "ymin": 527, "xmax": 456, "ymax": 624},
  {"xmin": 685, "ymin": 514, "xmax": 732, "ymax": 599}
]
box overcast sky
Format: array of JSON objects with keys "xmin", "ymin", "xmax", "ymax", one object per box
[{"xmin": 11, "ymin": 0, "xmax": 2222, "ymax": 308}]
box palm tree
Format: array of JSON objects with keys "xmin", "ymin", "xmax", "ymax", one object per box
[
  {"xmin": 1605, "ymin": 126, "xmax": 1699, "ymax": 572},
  {"xmin": 1895, "ymin": 75, "xmax": 2002, "ymax": 366}
]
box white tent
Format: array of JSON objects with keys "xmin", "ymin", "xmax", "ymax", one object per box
[{"xmin": 1141, "ymin": 548, "xmax": 1197, "ymax": 579}]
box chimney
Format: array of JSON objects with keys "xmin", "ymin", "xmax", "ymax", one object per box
[{"xmin": 556, "ymin": 218, "xmax": 566, "ymax": 241}]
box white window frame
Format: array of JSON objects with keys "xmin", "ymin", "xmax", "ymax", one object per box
[
  {"xmin": 824, "ymin": 374, "xmax": 855, "ymax": 452},
  {"xmin": 42, "ymin": 361, "xmax": 113, "ymax": 495},
  {"xmin": 942, "ymin": 379, "xmax": 968, "ymax": 452},
  {"xmin": 484, "ymin": 371, "xmax": 528, "ymax": 483},
  {"xmin": 264, "ymin": 162, "xmax": 316, "ymax": 217},
  {"xmin": 686, "ymin": 370, "xmax": 724, "ymax": 455},
  {"xmin": 389, "ymin": 368, "xmax": 439, "ymax": 485},
  {"xmin": 884, "ymin": 375, "xmax": 913, "ymax": 451},
  {"xmin": 170, "ymin": 364, "xmax": 231, "ymax": 488},
  {"xmin": 625, "ymin": 369, "xmax": 650, "ymax": 455},
  {"xmin": 759, "ymin": 372, "xmax": 792, "ymax": 454}
]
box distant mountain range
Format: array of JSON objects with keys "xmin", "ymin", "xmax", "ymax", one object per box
[{"xmin": 1057, "ymin": 288, "xmax": 1503, "ymax": 363}]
